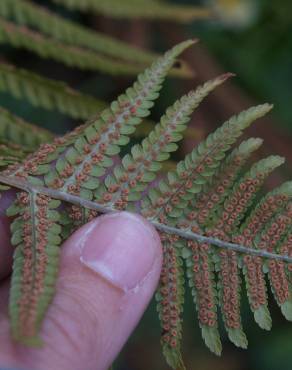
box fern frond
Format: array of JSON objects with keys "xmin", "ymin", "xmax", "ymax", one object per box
[
  {"xmin": 0, "ymin": 0, "xmax": 192, "ymax": 78},
  {"xmin": 6, "ymin": 40, "xmax": 194, "ymax": 189},
  {"xmin": 184, "ymin": 237, "xmax": 222, "ymax": 355},
  {"xmin": 2, "ymin": 39, "xmax": 292, "ymax": 369},
  {"xmin": 51, "ymin": 0, "xmax": 211, "ymax": 23},
  {"xmin": 0, "ymin": 18, "xmax": 168, "ymax": 76},
  {"xmin": 202, "ymin": 156, "xmax": 283, "ymax": 347},
  {"xmin": 0, "ymin": 63, "xmax": 106, "ymax": 119},
  {"xmin": 175, "ymin": 139, "xmax": 264, "ymax": 352},
  {"xmin": 95, "ymin": 73, "xmax": 232, "ymax": 210},
  {"xmin": 134, "ymin": 121, "xmax": 203, "ymax": 142},
  {"xmin": 7, "ymin": 192, "xmax": 62, "ymax": 345},
  {"xmin": 237, "ymin": 183, "xmax": 292, "ymax": 323},
  {"xmin": 255, "ymin": 203, "xmax": 292, "ymax": 320},
  {"xmin": 0, "ymin": 141, "xmax": 27, "ymax": 168},
  {"xmin": 193, "ymin": 137, "xmax": 264, "ymax": 227},
  {"xmin": 157, "ymin": 233, "xmax": 185, "ymax": 370},
  {"xmin": 142, "ymin": 109, "xmax": 272, "ymax": 354},
  {"xmin": 235, "ymin": 182, "xmax": 292, "ymax": 329},
  {"xmin": 212, "ymin": 155, "xmax": 285, "ymax": 234},
  {"xmin": 139, "ymin": 107, "xmax": 273, "ymax": 354},
  {"xmin": 1, "ymin": 40, "xmax": 198, "ymax": 346},
  {"xmin": 142, "ymin": 104, "xmax": 272, "ymax": 222},
  {"xmin": 0, "ymin": 0, "xmax": 156, "ymax": 65},
  {"xmin": 0, "ymin": 107, "xmax": 53, "ymax": 148},
  {"xmin": 279, "ymin": 232, "xmax": 292, "ymax": 318}
]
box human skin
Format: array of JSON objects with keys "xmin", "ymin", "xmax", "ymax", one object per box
[{"xmin": 0, "ymin": 209, "xmax": 163, "ymax": 370}]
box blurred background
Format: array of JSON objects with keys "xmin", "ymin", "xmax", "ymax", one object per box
[{"xmin": 1, "ymin": 0, "xmax": 292, "ymax": 369}]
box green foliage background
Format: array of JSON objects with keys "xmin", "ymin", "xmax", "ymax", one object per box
[{"xmin": 194, "ymin": 0, "xmax": 292, "ymax": 129}]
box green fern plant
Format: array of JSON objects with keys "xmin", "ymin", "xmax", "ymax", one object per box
[
  {"xmin": 1, "ymin": 41, "xmax": 292, "ymax": 370},
  {"xmin": 0, "ymin": 0, "xmax": 206, "ymax": 126},
  {"xmin": 50, "ymin": 0, "xmax": 211, "ymax": 22}
]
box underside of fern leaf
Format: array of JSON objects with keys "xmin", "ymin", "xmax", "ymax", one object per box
[
  {"xmin": 1, "ymin": 41, "xmax": 292, "ymax": 370},
  {"xmin": 157, "ymin": 233, "xmax": 185, "ymax": 370},
  {"xmin": 7, "ymin": 192, "xmax": 62, "ymax": 345},
  {"xmin": 1, "ymin": 41, "xmax": 195, "ymax": 345}
]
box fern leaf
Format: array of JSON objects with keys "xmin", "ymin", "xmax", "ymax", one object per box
[
  {"xmin": 51, "ymin": 0, "xmax": 211, "ymax": 23},
  {"xmin": 139, "ymin": 107, "xmax": 273, "ymax": 353},
  {"xmin": 7, "ymin": 192, "xmax": 62, "ymax": 344},
  {"xmin": 0, "ymin": 64, "xmax": 174, "ymax": 142},
  {"xmin": 0, "ymin": 107, "xmax": 53, "ymax": 148},
  {"xmin": 212, "ymin": 155, "xmax": 285, "ymax": 234},
  {"xmin": 157, "ymin": 234, "xmax": 185, "ymax": 370},
  {"xmin": 0, "ymin": 63, "xmax": 106, "ymax": 119},
  {"xmin": 0, "ymin": 0, "xmax": 156, "ymax": 65},
  {"xmin": 176, "ymin": 140, "xmax": 265, "ymax": 352},
  {"xmin": 208, "ymin": 156, "xmax": 284, "ymax": 343},
  {"xmin": 216, "ymin": 248, "xmax": 248, "ymax": 348},
  {"xmin": 193, "ymin": 138, "xmax": 263, "ymax": 227},
  {"xmin": 0, "ymin": 0, "xmax": 193, "ymax": 78},
  {"xmin": 2, "ymin": 40, "xmax": 292, "ymax": 367},
  {"xmin": 134, "ymin": 120, "xmax": 202, "ymax": 148},
  {"xmin": 134, "ymin": 120, "xmax": 203, "ymax": 142},
  {"xmin": 254, "ymin": 204, "xmax": 292, "ymax": 320},
  {"xmin": 236, "ymin": 182, "xmax": 292, "ymax": 329},
  {"xmin": 0, "ymin": 140, "xmax": 27, "ymax": 168},
  {"xmin": 96, "ymin": 74, "xmax": 232, "ymax": 210},
  {"xmin": 142, "ymin": 104, "xmax": 273, "ymax": 222},
  {"xmin": 279, "ymin": 232, "xmax": 292, "ymax": 319},
  {"xmin": 238, "ymin": 182, "xmax": 292, "ymax": 242},
  {"xmin": 5, "ymin": 41, "xmax": 194, "ymax": 202},
  {"xmin": 0, "ymin": 17, "xmax": 193, "ymax": 77},
  {"xmin": 184, "ymin": 237, "xmax": 222, "ymax": 355}
]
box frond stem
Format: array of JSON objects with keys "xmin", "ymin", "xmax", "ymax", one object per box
[{"xmin": 1, "ymin": 174, "xmax": 292, "ymax": 263}]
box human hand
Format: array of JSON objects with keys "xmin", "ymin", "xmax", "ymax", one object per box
[{"xmin": 0, "ymin": 206, "xmax": 162, "ymax": 370}]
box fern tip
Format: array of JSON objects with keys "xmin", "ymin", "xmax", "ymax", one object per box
[
  {"xmin": 238, "ymin": 138, "xmax": 264, "ymax": 154},
  {"xmin": 173, "ymin": 39, "xmax": 198, "ymax": 54},
  {"xmin": 189, "ymin": 38, "xmax": 199, "ymax": 45},
  {"xmin": 262, "ymin": 103, "xmax": 274, "ymax": 112},
  {"xmin": 278, "ymin": 181, "xmax": 292, "ymax": 196},
  {"xmin": 219, "ymin": 72, "xmax": 236, "ymax": 81}
]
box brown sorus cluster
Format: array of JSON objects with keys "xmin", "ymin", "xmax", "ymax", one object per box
[
  {"xmin": 234, "ymin": 194, "xmax": 289, "ymax": 311},
  {"xmin": 188, "ymin": 240, "xmax": 217, "ymax": 328},
  {"xmin": 17, "ymin": 193, "xmax": 52, "ymax": 338},
  {"xmin": 159, "ymin": 234, "xmax": 183, "ymax": 350}
]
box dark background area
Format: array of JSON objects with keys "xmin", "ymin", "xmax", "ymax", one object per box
[{"xmin": 1, "ymin": 0, "xmax": 292, "ymax": 369}]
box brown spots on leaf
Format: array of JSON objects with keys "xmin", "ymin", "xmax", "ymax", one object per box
[
  {"xmin": 219, "ymin": 249, "xmax": 241, "ymax": 329},
  {"xmin": 17, "ymin": 194, "xmax": 56, "ymax": 339},
  {"xmin": 159, "ymin": 238, "xmax": 183, "ymax": 352},
  {"xmin": 189, "ymin": 240, "xmax": 217, "ymax": 327}
]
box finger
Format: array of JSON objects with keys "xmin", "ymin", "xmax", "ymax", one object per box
[
  {"xmin": 0, "ymin": 191, "xmax": 16, "ymax": 280},
  {"xmin": 1, "ymin": 212, "xmax": 162, "ymax": 370}
]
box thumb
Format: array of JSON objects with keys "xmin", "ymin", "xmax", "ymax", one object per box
[{"xmin": 11, "ymin": 212, "xmax": 162, "ymax": 370}]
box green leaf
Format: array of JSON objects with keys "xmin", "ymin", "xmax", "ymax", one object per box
[
  {"xmin": 0, "ymin": 63, "xmax": 106, "ymax": 119},
  {"xmin": 7, "ymin": 40, "xmax": 194, "ymax": 196},
  {"xmin": 0, "ymin": 107, "xmax": 53, "ymax": 148},
  {"xmin": 51, "ymin": 0, "xmax": 211, "ymax": 23},
  {"xmin": 0, "ymin": 17, "xmax": 161, "ymax": 76}
]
